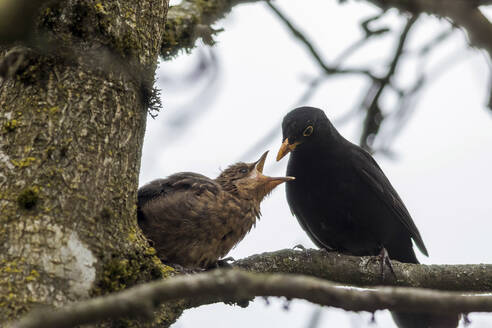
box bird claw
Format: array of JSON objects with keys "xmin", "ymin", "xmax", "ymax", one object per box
[
  {"xmin": 292, "ymin": 244, "xmax": 307, "ymax": 251},
  {"xmin": 293, "ymin": 244, "xmax": 311, "ymax": 257},
  {"xmin": 215, "ymin": 257, "xmax": 235, "ymax": 268},
  {"xmin": 377, "ymin": 247, "xmax": 396, "ymax": 279},
  {"xmin": 365, "ymin": 247, "xmax": 396, "ymax": 279}
]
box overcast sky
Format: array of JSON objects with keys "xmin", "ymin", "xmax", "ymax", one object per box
[{"xmin": 140, "ymin": 1, "xmax": 492, "ymax": 327}]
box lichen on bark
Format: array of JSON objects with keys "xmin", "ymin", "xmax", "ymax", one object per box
[{"xmin": 0, "ymin": 0, "xmax": 184, "ymax": 326}]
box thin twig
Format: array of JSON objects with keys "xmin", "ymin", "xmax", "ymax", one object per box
[
  {"xmin": 359, "ymin": 14, "xmax": 418, "ymax": 151},
  {"xmin": 266, "ymin": 2, "xmax": 380, "ymax": 81}
]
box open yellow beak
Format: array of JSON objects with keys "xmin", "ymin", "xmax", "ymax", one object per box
[
  {"xmin": 254, "ymin": 151, "xmax": 269, "ymax": 173},
  {"xmin": 253, "ymin": 151, "xmax": 295, "ymax": 187},
  {"xmin": 276, "ymin": 138, "xmax": 300, "ymax": 161}
]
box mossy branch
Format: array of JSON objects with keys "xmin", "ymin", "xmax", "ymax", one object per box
[
  {"xmin": 10, "ymin": 249, "xmax": 492, "ymax": 328},
  {"xmin": 161, "ymin": 0, "xmax": 492, "ymax": 60},
  {"xmin": 160, "ymin": 0, "xmax": 261, "ymax": 59},
  {"xmin": 234, "ymin": 249, "xmax": 492, "ymax": 292},
  {"xmin": 10, "ymin": 266, "xmax": 492, "ymax": 328}
]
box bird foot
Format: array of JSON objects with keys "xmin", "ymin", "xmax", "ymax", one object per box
[
  {"xmin": 378, "ymin": 247, "xmax": 396, "ymax": 279},
  {"xmin": 292, "ymin": 244, "xmax": 307, "ymax": 251},
  {"xmin": 365, "ymin": 247, "xmax": 396, "ymax": 279},
  {"xmin": 213, "ymin": 257, "xmax": 235, "ymax": 269},
  {"xmin": 292, "ymin": 244, "xmax": 310, "ymax": 257}
]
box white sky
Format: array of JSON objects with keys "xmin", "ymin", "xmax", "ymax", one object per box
[{"xmin": 140, "ymin": 1, "xmax": 492, "ymax": 327}]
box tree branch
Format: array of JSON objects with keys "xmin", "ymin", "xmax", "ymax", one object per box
[
  {"xmin": 234, "ymin": 248, "xmax": 492, "ymax": 292},
  {"xmin": 10, "ymin": 267, "xmax": 492, "ymax": 328},
  {"xmin": 359, "ymin": 15, "xmax": 417, "ymax": 151},
  {"xmin": 368, "ymin": 0, "xmax": 492, "ymax": 57},
  {"xmin": 266, "ymin": 2, "xmax": 380, "ymax": 81},
  {"xmin": 162, "ymin": 0, "xmax": 492, "ymax": 61},
  {"xmin": 161, "ymin": 0, "xmax": 262, "ymax": 59}
]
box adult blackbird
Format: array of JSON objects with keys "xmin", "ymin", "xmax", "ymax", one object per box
[
  {"xmin": 137, "ymin": 151, "xmax": 294, "ymax": 269},
  {"xmin": 276, "ymin": 107, "xmax": 458, "ymax": 328}
]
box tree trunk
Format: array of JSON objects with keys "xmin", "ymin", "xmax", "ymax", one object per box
[{"xmin": 0, "ymin": 0, "xmax": 182, "ymax": 326}]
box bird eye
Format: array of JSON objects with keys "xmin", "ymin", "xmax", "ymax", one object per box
[
  {"xmin": 239, "ymin": 167, "xmax": 248, "ymax": 174},
  {"xmin": 303, "ymin": 125, "xmax": 313, "ymax": 136}
]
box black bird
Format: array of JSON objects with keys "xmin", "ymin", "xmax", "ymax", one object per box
[
  {"xmin": 137, "ymin": 151, "xmax": 294, "ymax": 269},
  {"xmin": 276, "ymin": 107, "xmax": 458, "ymax": 328}
]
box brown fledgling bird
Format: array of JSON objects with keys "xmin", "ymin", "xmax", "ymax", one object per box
[{"xmin": 137, "ymin": 151, "xmax": 294, "ymax": 268}]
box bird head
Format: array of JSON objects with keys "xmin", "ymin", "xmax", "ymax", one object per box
[
  {"xmin": 216, "ymin": 151, "xmax": 295, "ymax": 201},
  {"xmin": 276, "ymin": 106, "xmax": 331, "ymax": 161}
]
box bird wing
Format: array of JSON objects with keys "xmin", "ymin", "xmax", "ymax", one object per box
[
  {"xmin": 351, "ymin": 148, "xmax": 429, "ymax": 257},
  {"xmin": 137, "ymin": 172, "xmax": 221, "ymax": 220}
]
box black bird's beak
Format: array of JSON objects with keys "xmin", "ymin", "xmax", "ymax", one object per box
[
  {"xmin": 276, "ymin": 138, "xmax": 299, "ymax": 161},
  {"xmin": 253, "ymin": 151, "xmax": 295, "ymax": 190}
]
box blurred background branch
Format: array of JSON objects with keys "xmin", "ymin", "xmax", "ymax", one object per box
[
  {"xmin": 367, "ymin": 0, "xmax": 492, "ymax": 56},
  {"xmin": 162, "ymin": 0, "xmax": 492, "ymax": 59},
  {"xmin": 158, "ymin": 0, "xmax": 491, "ymax": 157},
  {"xmin": 0, "ymin": 0, "xmax": 58, "ymax": 46}
]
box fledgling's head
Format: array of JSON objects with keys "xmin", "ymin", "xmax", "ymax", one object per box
[
  {"xmin": 277, "ymin": 106, "xmax": 332, "ymax": 161},
  {"xmin": 216, "ymin": 151, "xmax": 294, "ymax": 202}
]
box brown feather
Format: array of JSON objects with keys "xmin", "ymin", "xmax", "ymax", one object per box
[{"xmin": 138, "ymin": 156, "xmax": 289, "ymax": 268}]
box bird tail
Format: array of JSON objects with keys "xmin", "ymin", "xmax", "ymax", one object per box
[{"xmin": 390, "ymin": 258, "xmax": 460, "ymax": 328}]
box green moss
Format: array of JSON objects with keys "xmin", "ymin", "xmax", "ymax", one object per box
[
  {"xmin": 17, "ymin": 186, "xmax": 40, "ymax": 209},
  {"xmin": 3, "ymin": 119, "xmax": 19, "ymax": 132},
  {"xmin": 127, "ymin": 232, "xmax": 137, "ymax": 242},
  {"xmin": 98, "ymin": 258, "xmax": 135, "ymax": 292},
  {"xmin": 11, "ymin": 157, "xmax": 37, "ymax": 168},
  {"xmin": 93, "ymin": 250, "xmax": 174, "ymax": 296},
  {"xmin": 144, "ymin": 247, "xmax": 156, "ymax": 256},
  {"xmin": 41, "ymin": 106, "xmax": 59, "ymax": 114},
  {"xmin": 94, "ymin": 2, "xmax": 107, "ymax": 15},
  {"xmin": 112, "ymin": 30, "xmax": 140, "ymax": 59},
  {"xmin": 161, "ymin": 0, "xmax": 229, "ymax": 59},
  {"xmin": 0, "ymin": 259, "xmax": 37, "ymax": 319},
  {"xmin": 1, "ymin": 261, "xmax": 22, "ymax": 274},
  {"xmin": 25, "ymin": 270, "xmax": 40, "ymax": 282}
]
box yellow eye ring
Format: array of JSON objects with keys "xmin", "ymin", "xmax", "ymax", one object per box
[{"xmin": 303, "ymin": 125, "xmax": 313, "ymax": 137}]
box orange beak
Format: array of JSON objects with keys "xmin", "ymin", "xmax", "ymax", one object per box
[{"xmin": 276, "ymin": 138, "xmax": 300, "ymax": 161}]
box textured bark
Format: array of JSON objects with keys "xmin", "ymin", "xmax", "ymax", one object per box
[
  {"xmin": 11, "ymin": 268, "xmax": 492, "ymax": 328},
  {"xmin": 0, "ymin": 0, "xmax": 183, "ymax": 326},
  {"xmin": 235, "ymin": 249, "xmax": 492, "ymax": 292},
  {"xmin": 10, "ymin": 250, "xmax": 492, "ymax": 328},
  {"xmin": 1, "ymin": 0, "xmax": 491, "ymax": 327}
]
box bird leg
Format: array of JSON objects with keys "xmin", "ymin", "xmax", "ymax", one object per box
[
  {"xmin": 364, "ymin": 247, "xmax": 396, "ymax": 279},
  {"xmin": 378, "ymin": 247, "xmax": 396, "ymax": 279}
]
